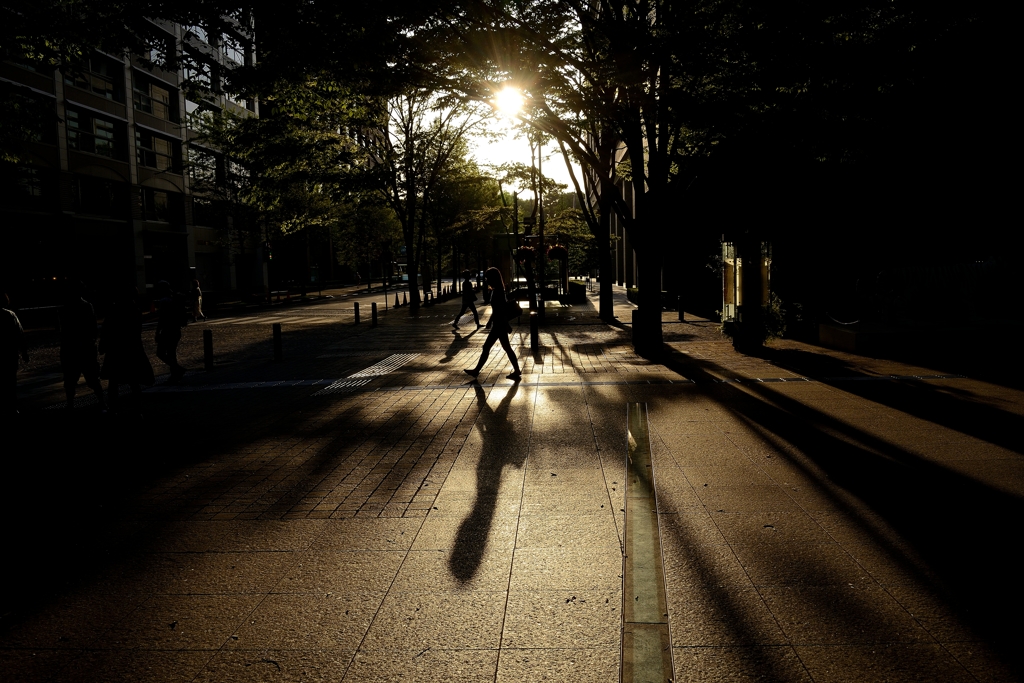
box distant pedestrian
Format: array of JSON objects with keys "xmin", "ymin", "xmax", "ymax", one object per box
[
  {"xmin": 58, "ymin": 282, "xmax": 106, "ymax": 411},
  {"xmin": 1, "ymin": 292, "xmax": 29, "ymax": 418},
  {"xmin": 154, "ymin": 280, "xmax": 187, "ymax": 382},
  {"xmin": 451, "ymin": 270, "xmax": 481, "ymax": 330},
  {"xmin": 189, "ymin": 278, "xmax": 205, "ymax": 322},
  {"xmin": 464, "ymin": 267, "xmax": 521, "ymax": 381},
  {"xmin": 100, "ymin": 285, "xmax": 154, "ymax": 415}
]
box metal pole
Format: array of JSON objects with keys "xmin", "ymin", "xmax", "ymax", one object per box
[
  {"xmin": 354, "ymin": 302, "xmax": 360, "ymax": 324},
  {"xmin": 538, "ymin": 137, "xmax": 545, "ymax": 322},
  {"xmin": 371, "ymin": 302, "xmax": 378, "ymax": 327},
  {"xmin": 203, "ymin": 329, "xmax": 213, "ymax": 371},
  {"xmin": 273, "ymin": 323, "xmax": 283, "ymax": 361}
]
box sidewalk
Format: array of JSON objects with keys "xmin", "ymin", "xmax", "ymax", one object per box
[{"xmin": 2, "ymin": 285, "xmax": 1021, "ymax": 682}]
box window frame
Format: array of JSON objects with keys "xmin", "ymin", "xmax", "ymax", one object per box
[
  {"xmin": 66, "ymin": 108, "xmax": 120, "ymax": 159},
  {"xmin": 135, "ymin": 128, "xmax": 177, "ymax": 171},
  {"xmin": 64, "ymin": 54, "xmax": 124, "ymax": 102}
]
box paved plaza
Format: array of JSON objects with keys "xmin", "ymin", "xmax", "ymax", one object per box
[{"xmin": 2, "ymin": 285, "xmax": 1022, "ymax": 682}]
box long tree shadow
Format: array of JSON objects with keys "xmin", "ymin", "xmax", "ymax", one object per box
[
  {"xmin": 767, "ymin": 346, "xmax": 1024, "ymax": 455},
  {"xmin": 657, "ymin": 349, "xmax": 1024, "ymax": 677},
  {"xmin": 448, "ymin": 382, "xmax": 525, "ymax": 583}
]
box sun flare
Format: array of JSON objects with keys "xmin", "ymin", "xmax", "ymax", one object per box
[{"xmin": 493, "ymin": 86, "xmax": 524, "ymax": 119}]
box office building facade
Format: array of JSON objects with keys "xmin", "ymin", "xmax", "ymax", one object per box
[{"xmin": 1, "ymin": 17, "xmax": 261, "ymax": 308}]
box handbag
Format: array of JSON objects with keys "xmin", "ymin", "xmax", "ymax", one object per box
[{"xmin": 507, "ymin": 301, "xmax": 524, "ymax": 319}]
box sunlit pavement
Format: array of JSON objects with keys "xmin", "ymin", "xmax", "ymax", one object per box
[{"xmin": 3, "ymin": 285, "xmax": 1022, "ymax": 682}]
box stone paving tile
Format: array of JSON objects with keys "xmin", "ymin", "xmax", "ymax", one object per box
[
  {"xmin": 794, "ymin": 643, "xmax": 976, "ymax": 683},
  {"xmin": 495, "ymin": 647, "xmax": 619, "ymax": 683},
  {"xmin": 667, "ymin": 580, "xmax": 789, "ymax": 647},
  {"xmin": 758, "ymin": 583, "xmax": 934, "ymax": 645},
  {"xmin": 66, "ymin": 649, "xmax": 214, "ymax": 683},
  {"xmin": 672, "ymin": 645, "xmax": 813, "ymax": 683},
  {"xmin": 103, "ymin": 594, "xmax": 261, "ymax": 650},
  {"xmin": 347, "ymin": 648, "xmax": 499, "ymax": 682},
  {"xmin": 390, "ymin": 548, "xmax": 514, "ymax": 592},
  {"xmin": 359, "ymin": 590, "xmax": 508, "ymax": 651},
  {"xmin": 509, "ymin": 546, "xmax": 622, "ymax": 592},
  {"xmin": 501, "ymin": 590, "xmax": 621, "ymax": 649},
  {"xmin": 226, "ymin": 592, "xmax": 383, "ymax": 650},
  {"xmin": 274, "ymin": 550, "xmax": 406, "ymax": 595},
  {"xmin": 307, "ymin": 518, "xmax": 423, "ymax": 551},
  {"xmin": 195, "ymin": 648, "xmax": 352, "ymax": 683}
]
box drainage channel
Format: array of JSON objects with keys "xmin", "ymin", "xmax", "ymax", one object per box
[{"xmin": 622, "ymin": 402, "xmax": 674, "ymax": 683}]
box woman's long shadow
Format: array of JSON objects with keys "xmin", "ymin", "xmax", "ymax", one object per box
[{"xmin": 448, "ymin": 382, "xmax": 525, "ymax": 583}]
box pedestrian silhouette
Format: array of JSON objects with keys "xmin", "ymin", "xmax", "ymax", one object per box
[
  {"xmin": 1, "ymin": 292, "xmax": 29, "ymax": 418},
  {"xmin": 154, "ymin": 280, "xmax": 187, "ymax": 382},
  {"xmin": 464, "ymin": 268, "xmax": 521, "ymax": 381},
  {"xmin": 189, "ymin": 278, "xmax": 205, "ymax": 322},
  {"xmin": 451, "ymin": 269, "xmax": 482, "ymax": 330},
  {"xmin": 100, "ymin": 284, "xmax": 154, "ymax": 416},
  {"xmin": 58, "ymin": 281, "xmax": 106, "ymax": 411}
]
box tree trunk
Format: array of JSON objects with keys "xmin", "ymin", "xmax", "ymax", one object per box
[
  {"xmin": 598, "ymin": 191, "xmax": 613, "ymax": 321},
  {"xmin": 632, "ymin": 244, "xmax": 663, "ymax": 356}
]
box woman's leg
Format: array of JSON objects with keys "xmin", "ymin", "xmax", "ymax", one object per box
[
  {"xmin": 469, "ymin": 328, "xmax": 500, "ymax": 373},
  {"xmin": 497, "ymin": 331, "xmax": 520, "ymax": 373}
]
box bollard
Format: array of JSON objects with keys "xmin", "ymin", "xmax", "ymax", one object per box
[
  {"xmin": 203, "ymin": 329, "xmax": 213, "ymax": 372},
  {"xmin": 395, "ymin": 293, "xmax": 400, "ymax": 308},
  {"xmin": 403, "ymin": 292, "xmax": 407, "ymax": 305},
  {"xmin": 354, "ymin": 302, "xmax": 360, "ymax": 324},
  {"xmin": 678, "ymin": 294, "xmax": 684, "ymax": 322},
  {"xmin": 273, "ymin": 322, "xmax": 283, "ymax": 361},
  {"xmin": 371, "ymin": 301, "xmax": 378, "ymax": 327},
  {"xmin": 530, "ymin": 310, "xmax": 539, "ymax": 349}
]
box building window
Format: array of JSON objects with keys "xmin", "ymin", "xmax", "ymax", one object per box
[
  {"xmin": 183, "ymin": 50, "xmax": 217, "ymax": 97},
  {"xmin": 140, "ymin": 187, "xmax": 179, "ymax": 222},
  {"xmin": 135, "ymin": 129, "xmax": 176, "ymax": 171},
  {"xmin": 185, "ymin": 99, "xmax": 216, "ymax": 132},
  {"xmin": 188, "ymin": 147, "xmax": 220, "ymax": 186},
  {"xmin": 185, "ymin": 24, "xmax": 209, "ymax": 44},
  {"xmin": 72, "ymin": 177, "xmax": 123, "ymax": 217},
  {"xmin": 1, "ymin": 165, "xmax": 50, "ymax": 209},
  {"xmin": 221, "ymin": 32, "xmax": 246, "ymax": 65},
  {"xmin": 143, "ymin": 32, "xmax": 176, "ymax": 70},
  {"xmin": 226, "ymin": 158, "xmax": 249, "ymax": 184},
  {"xmin": 64, "ymin": 54, "xmax": 123, "ymax": 101},
  {"xmin": 133, "ymin": 78, "xmax": 173, "ymax": 121},
  {"xmin": 66, "ymin": 109, "xmax": 118, "ymax": 158}
]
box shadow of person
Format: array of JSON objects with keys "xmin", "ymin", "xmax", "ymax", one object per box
[
  {"xmin": 441, "ymin": 330, "xmax": 473, "ymax": 364},
  {"xmin": 448, "ymin": 382, "xmax": 525, "ymax": 583}
]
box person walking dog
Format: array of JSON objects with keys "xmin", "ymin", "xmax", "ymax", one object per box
[{"xmin": 464, "ymin": 267, "xmax": 521, "ymax": 381}]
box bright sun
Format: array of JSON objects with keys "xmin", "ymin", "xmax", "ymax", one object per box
[{"xmin": 494, "ymin": 86, "xmax": 524, "ymax": 119}]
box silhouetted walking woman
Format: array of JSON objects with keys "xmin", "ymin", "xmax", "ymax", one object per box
[
  {"xmin": 59, "ymin": 281, "xmax": 106, "ymax": 412},
  {"xmin": 100, "ymin": 285, "xmax": 154, "ymax": 416},
  {"xmin": 189, "ymin": 278, "xmax": 205, "ymax": 322},
  {"xmin": 464, "ymin": 267, "xmax": 521, "ymax": 381},
  {"xmin": 2, "ymin": 292, "xmax": 29, "ymax": 418}
]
